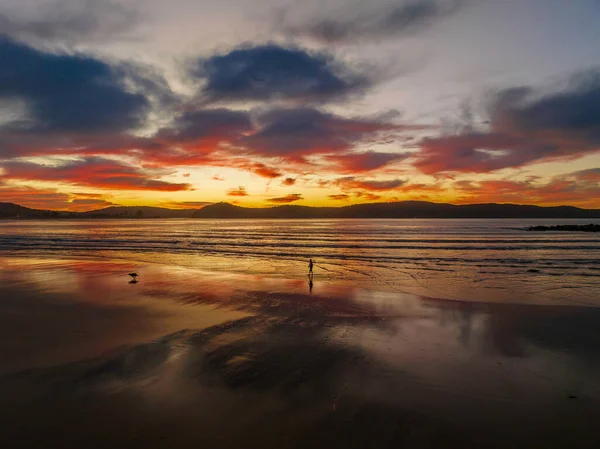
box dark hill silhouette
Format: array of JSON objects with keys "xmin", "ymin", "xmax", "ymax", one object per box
[
  {"xmin": 0, "ymin": 202, "xmax": 65, "ymax": 218},
  {"xmin": 0, "ymin": 203, "xmax": 194, "ymax": 219},
  {"xmin": 194, "ymin": 201, "xmax": 600, "ymax": 219},
  {"xmin": 81, "ymin": 206, "xmax": 195, "ymax": 218},
  {"xmin": 1, "ymin": 201, "xmax": 600, "ymax": 219}
]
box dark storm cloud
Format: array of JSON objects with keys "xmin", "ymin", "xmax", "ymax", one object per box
[
  {"xmin": 195, "ymin": 44, "xmax": 369, "ymax": 103},
  {"xmin": 80, "ymin": 105, "xmax": 415, "ymax": 171},
  {"xmin": 0, "ymin": 37, "xmax": 149, "ymax": 134},
  {"xmin": 156, "ymin": 109, "xmax": 252, "ymax": 142},
  {"xmin": 572, "ymin": 167, "xmax": 600, "ymax": 181},
  {"xmin": 275, "ymin": 0, "xmax": 467, "ymax": 44},
  {"xmin": 0, "ymin": 0, "xmax": 140, "ymax": 43},
  {"xmin": 492, "ymin": 73, "xmax": 600, "ymax": 137},
  {"xmin": 241, "ymin": 107, "xmax": 404, "ymax": 160},
  {"xmin": 415, "ymin": 69, "xmax": 600, "ymax": 174}
]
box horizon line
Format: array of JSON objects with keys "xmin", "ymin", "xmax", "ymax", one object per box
[{"xmin": 2, "ymin": 199, "xmax": 600, "ymax": 214}]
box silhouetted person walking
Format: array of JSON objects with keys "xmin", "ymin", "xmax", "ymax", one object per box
[{"xmin": 308, "ymin": 259, "xmax": 314, "ymax": 275}]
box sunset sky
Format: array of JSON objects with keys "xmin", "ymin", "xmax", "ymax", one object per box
[{"xmin": 1, "ymin": 0, "xmax": 600, "ymax": 211}]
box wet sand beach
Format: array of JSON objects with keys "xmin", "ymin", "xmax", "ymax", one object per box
[{"xmin": 0, "ymin": 256, "xmax": 599, "ymax": 448}]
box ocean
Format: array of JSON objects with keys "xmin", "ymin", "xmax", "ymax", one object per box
[{"xmin": 1, "ymin": 218, "xmax": 599, "ymax": 305}]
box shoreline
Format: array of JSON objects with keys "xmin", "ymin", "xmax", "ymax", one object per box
[{"xmin": 2, "ymin": 253, "xmax": 598, "ymax": 307}]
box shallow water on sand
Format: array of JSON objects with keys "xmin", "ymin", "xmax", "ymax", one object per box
[
  {"xmin": 0, "ymin": 257, "xmax": 599, "ymax": 448},
  {"xmin": 1, "ymin": 218, "xmax": 599, "ymax": 304}
]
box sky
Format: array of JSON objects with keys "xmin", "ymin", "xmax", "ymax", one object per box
[{"xmin": 0, "ymin": 0, "xmax": 600, "ymax": 211}]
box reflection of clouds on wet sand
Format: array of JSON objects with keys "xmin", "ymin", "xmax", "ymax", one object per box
[{"xmin": 0, "ymin": 257, "xmax": 599, "ymax": 448}]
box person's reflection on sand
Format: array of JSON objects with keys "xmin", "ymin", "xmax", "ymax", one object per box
[{"xmin": 308, "ymin": 274, "xmax": 313, "ymax": 294}]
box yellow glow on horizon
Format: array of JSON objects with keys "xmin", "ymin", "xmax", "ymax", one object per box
[{"xmin": 3, "ymin": 151, "xmax": 600, "ymax": 211}]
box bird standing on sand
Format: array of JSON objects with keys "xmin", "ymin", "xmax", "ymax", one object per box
[{"xmin": 128, "ymin": 272, "xmax": 138, "ymax": 281}]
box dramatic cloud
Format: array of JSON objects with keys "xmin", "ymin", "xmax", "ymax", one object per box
[
  {"xmin": 415, "ymin": 133, "xmax": 531, "ymax": 174},
  {"xmin": 111, "ymin": 109, "xmax": 254, "ymax": 167},
  {"xmin": 118, "ymin": 106, "xmax": 416, "ymax": 172},
  {"xmin": 0, "ymin": 157, "xmax": 192, "ymax": 191},
  {"xmin": 415, "ymin": 70, "xmax": 600, "ymax": 174},
  {"xmin": 454, "ymin": 169, "xmax": 600, "ymax": 208},
  {"xmin": 267, "ymin": 193, "xmax": 303, "ymax": 204},
  {"xmin": 0, "ymin": 5, "xmax": 597, "ymax": 210},
  {"xmin": 573, "ymin": 168, "xmax": 600, "ymax": 182},
  {"xmin": 242, "ymin": 107, "xmax": 409, "ymax": 161},
  {"xmin": 0, "ymin": 0, "xmax": 140, "ymax": 43},
  {"xmin": 195, "ymin": 44, "xmax": 369, "ymax": 103},
  {"xmin": 156, "ymin": 108, "xmax": 252, "ymax": 143},
  {"xmin": 227, "ymin": 186, "xmax": 248, "ymax": 196},
  {"xmin": 324, "ymin": 151, "xmax": 410, "ymax": 173},
  {"xmin": 334, "ymin": 176, "xmax": 407, "ymax": 191},
  {"xmin": 0, "ymin": 37, "xmax": 150, "ymax": 135},
  {"xmin": 275, "ymin": 0, "xmax": 466, "ymax": 44}
]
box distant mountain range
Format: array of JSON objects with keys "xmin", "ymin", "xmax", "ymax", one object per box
[
  {"xmin": 0, "ymin": 203, "xmax": 195, "ymax": 219},
  {"xmin": 193, "ymin": 202, "xmax": 600, "ymax": 219},
  {"xmin": 79, "ymin": 206, "xmax": 196, "ymax": 218},
  {"xmin": 2, "ymin": 201, "xmax": 600, "ymax": 219}
]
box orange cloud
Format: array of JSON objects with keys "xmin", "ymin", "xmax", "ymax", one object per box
[
  {"xmin": 453, "ymin": 169, "xmax": 600, "ymax": 208},
  {"xmin": 227, "ymin": 186, "xmax": 248, "ymax": 196},
  {"xmin": 328, "ymin": 194, "xmax": 350, "ymax": 201},
  {"xmin": 237, "ymin": 162, "xmax": 282, "ymax": 179},
  {"xmin": 0, "ymin": 185, "xmax": 116, "ymax": 211},
  {"xmin": 0, "ymin": 185, "xmax": 70, "ymax": 210},
  {"xmin": 267, "ymin": 193, "xmax": 303, "ymax": 203},
  {"xmin": 68, "ymin": 198, "xmax": 116, "ymax": 211},
  {"xmin": 158, "ymin": 201, "xmax": 212, "ymax": 209},
  {"xmin": 354, "ymin": 192, "xmax": 382, "ymax": 201}
]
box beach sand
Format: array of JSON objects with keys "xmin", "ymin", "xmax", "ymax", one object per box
[{"xmin": 0, "ymin": 256, "xmax": 599, "ymax": 448}]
